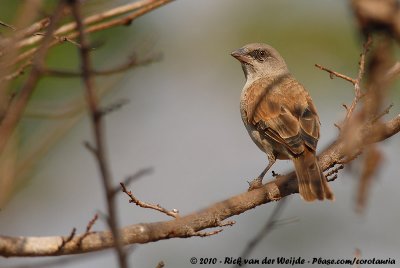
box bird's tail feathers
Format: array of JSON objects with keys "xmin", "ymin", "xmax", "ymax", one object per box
[{"xmin": 293, "ymin": 148, "xmax": 334, "ymax": 202}]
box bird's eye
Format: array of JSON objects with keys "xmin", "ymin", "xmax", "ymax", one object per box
[
  {"xmin": 249, "ymin": 49, "xmax": 269, "ymax": 62},
  {"xmin": 256, "ymin": 50, "xmax": 267, "ymax": 62}
]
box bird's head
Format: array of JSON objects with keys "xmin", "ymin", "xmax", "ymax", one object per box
[{"xmin": 231, "ymin": 43, "xmax": 289, "ymax": 83}]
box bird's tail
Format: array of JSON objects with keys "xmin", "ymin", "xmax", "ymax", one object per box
[{"xmin": 292, "ymin": 148, "xmax": 334, "ymax": 202}]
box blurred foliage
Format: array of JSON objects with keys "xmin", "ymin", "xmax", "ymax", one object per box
[{"xmin": 0, "ymin": 1, "xmax": 142, "ymax": 205}]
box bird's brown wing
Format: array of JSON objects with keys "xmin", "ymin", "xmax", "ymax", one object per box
[
  {"xmin": 298, "ymin": 99, "xmax": 320, "ymax": 152},
  {"xmin": 245, "ymin": 77, "xmax": 320, "ymax": 155}
]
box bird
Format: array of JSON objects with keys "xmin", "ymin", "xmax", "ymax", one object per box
[{"xmin": 231, "ymin": 43, "xmax": 334, "ymax": 201}]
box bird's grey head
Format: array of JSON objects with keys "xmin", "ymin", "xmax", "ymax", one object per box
[{"xmin": 231, "ymin": 43, "xmax": 289, "ymax": 83}]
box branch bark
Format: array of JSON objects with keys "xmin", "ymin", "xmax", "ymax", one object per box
[{"xmin": 1, "ymin": 114, "xmax": 398, "ymax": 257}]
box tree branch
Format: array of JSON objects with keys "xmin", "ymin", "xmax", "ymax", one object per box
[
  {"xmin": 70, "ymin": 1, "xmax": 127, "ymax": 267},
  {"xmin": 1, "ymin": 113, "xmax": 398, "ymax": 257},
  {"xmin": 7, "ymin": 0, "xmax": 173, "ymax": 70}
]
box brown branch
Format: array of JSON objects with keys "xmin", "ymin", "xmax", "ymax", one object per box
[
  {"xmin": 0, "ymin": 20, "xmax": 16, "ymax": 30},
  {"xmin": 82, "ymin": 0, "xmax": 173, "ymax": 33},
  {"xmin": 70, "ymin": 1, "xmax": 127, "ymax": 268},
  {"xmin": 120, "ymin": 182, "xmax": 179, "ymax": 218},
  {"xmin": 15, "ymin": 0, "xmax": 167, "ymax": 49},
  {"xmin": 345, "ymin": 36, "xmax": 371, "ymax": 122},
  {"xmin": 371, "ymin": 103, "xmax": 393, "ymax": 123},
  {"xmin": 77, "ymin": 214, "xmax": 99, "ymax": 247},
  {"xmin": 57, "ymin": 228, "xmax": 76, "ymax": 252},
  {"xmin": 1, "ymin": 114, "xmax": 398, "ymax": 257},
  {"xmin": 112, "ymin": 167, "xmax": 153, "ymax": 195},
  {"xmin": 98, "ymin": 99, "xmax": 130, "ymax": 117},
  {"xmin": 35, "ymin": 32, "xmax": 82, "ymax": 48},
  {"xmin": 316, "ymin": 36, "xmax": 372, "ymax": 126},
  {"xmin": 40, "ymin": 52, "xmax": 161, "ymax": 78},
  {"xmin": 0, "ymin": 18, "xmax": 50, "ymax": 49},
  {"xmin": 10, "ymin": 0, "xmax": 173, "ymax": 69},
  {"xmin": 0, "ymin": 60, "xmax": 32, "ymax": 81},
  {"xmin": 315, "ymin": 64, "xmax": 356, "ymax": 84}
]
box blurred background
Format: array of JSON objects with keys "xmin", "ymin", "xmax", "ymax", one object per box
[{"xmin": 0, "ymin": 0, "xmax": 399, "ymax": 267}]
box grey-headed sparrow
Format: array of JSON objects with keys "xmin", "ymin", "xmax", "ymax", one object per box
[{"xmin": 231, "ymin": 43, "xmax": 334, "ymax": 201}]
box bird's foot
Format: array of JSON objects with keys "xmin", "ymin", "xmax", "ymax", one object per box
[
  {"xmin": 247, "ymin": 177, "xmax": 263, "ymax": 191},
  {"xmin": 271, "ymin": 170, "xmax": 281, "ymax": 177}
]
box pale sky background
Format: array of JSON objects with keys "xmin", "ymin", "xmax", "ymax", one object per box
[{"xmin": 1, "ymin": 1, "xmax": 399, "ymax": 267}]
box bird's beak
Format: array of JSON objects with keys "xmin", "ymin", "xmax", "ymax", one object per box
[{"xmin": 231, "ymin": 48, "xmax": 250, "ymax": 64}]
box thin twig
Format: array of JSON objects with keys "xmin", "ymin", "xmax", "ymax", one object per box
[
  {"xmin": 11, "ymin": 0, "xmax": 172, "ymax": 68},
  {"xmin": 112, "ymin": 167, "xmax": 153, "ymax": 195},
  {"xmin": 0, "ymin": 20, "xmax": 16, "ymax": 30},
  {"xmin": 316, "ymin": 37, "xmax": 372, "ymax": 126},
  {"xmin": 345, "ymin": 36, "xmax": 372, "ymax": 122},
  {"xmin": 58, "ymin": 228, "xmax": 76, "ymax": 252},
  {"xmin": 1, "ymin": 61, "xmax": 32, "ymax": 81},
  {"xmin": 77, "ymin": 214, "xmax": 99, "ymax": 246},
  {"xmin": 34, "ymin": 32, "xmax": 82, "ymax": 47},
  {"xmin": 70, "ymin": 1, "xmax": 127, "ymax": 268},
  {"xmin": 98, "ymin": 99, "xmax": 130, "ymax": 117},
  {"xmin": 41, "ymin": 52, "xmax": 161, "ymax": 78},
  {"xmin": 0, "ymin": 18, "xmax": 50, "ymax": 49},
  {"xmin": 16, "ymin": 0, "xmax": 165, "ymax": 49},
  {"xmin": 371, "ymin": 103, "xmax": 393, "ymax": 124},
  {"xmin": 120, "ymin": 182, "xmax": 179, "ymax": 218},
  {"xmin": 315, "ymin": 64, "xmax": 356, "ymax": 84}
]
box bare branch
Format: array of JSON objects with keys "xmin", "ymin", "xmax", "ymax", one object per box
[
  {"xmin": 120, "ymin": 182, "xmax": 179, "ymax": 218},
  {"xmin": 0, "ymin": 20, "xmax": 16, "ymax": 30},
  {"xmin": 41, "ymin": 52, "xmax": 161, "ymax": 78},
  {"xmin": 11, "ymin": 0, "xmax": 173, "ymax": 68},
  {"xmin": 316, "ymin": 36, "xmax": 372, "ymax": 126},
  {"xmin": 112, "ymin": 167, "xmax": 153, "ymax": 195},
  {"xmin": 0, "ymin": 18, "xmax": 50, "ymax": 49},
  {"xmin": 371, "ymin": 103, "xmax": 393, "ymax": 124},
  {"xmin": 1, "ymin": 113, "xmax": 398, "ymax": 257},
  {"xmin": 0, "ymin": 61, "xmax": 32, "ymax": 81},
  {"xmin": 16, "ymin": 0, "xmax": 170, "ymax": 49},
  {"xmin": 315, "ymin": 64, "xmax": 356, "ymax": 84},
  {"xmin": 70, "ymin": 1, "xmax": 127, "ymax": 267},
  {"xmin": 345, "ymin": 36, "xmax": 372, "ymax": 122},
  {"xmin": 77, "ymin": 214, "xmax": 99, "ymax": 247},
  {"xmin": 57, "ymin": 228, "xmax": 76, "ymax": 252}
]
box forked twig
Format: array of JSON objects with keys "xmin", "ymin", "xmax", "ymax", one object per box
[{"xmin": 120, "ymin": 182, "xmax": 179, "ymax": 218}]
